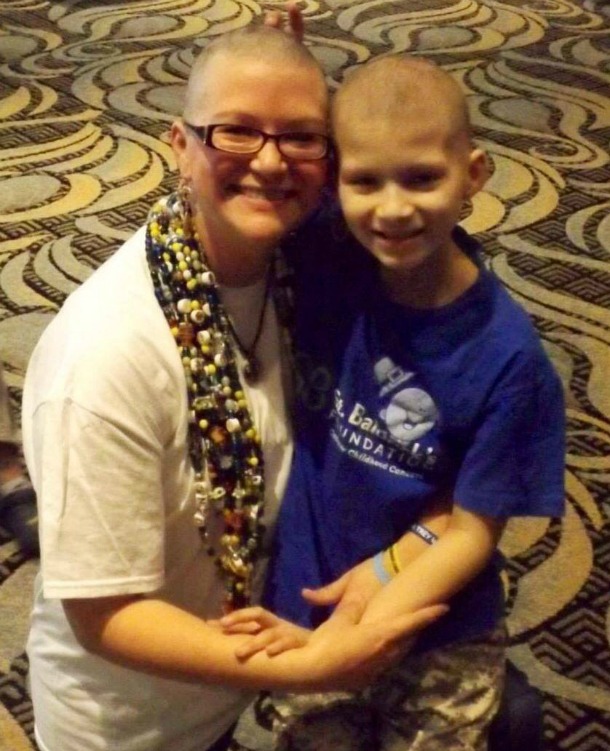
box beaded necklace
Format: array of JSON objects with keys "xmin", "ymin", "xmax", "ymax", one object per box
[{"xmin": 145, "ymin": 191, "xmax": 279, "ymax": 612}]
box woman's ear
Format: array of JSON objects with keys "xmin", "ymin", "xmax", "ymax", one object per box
[
  {"xmin": 170, "ymin": 120, "xmax": 190, "ymax": 178},
  {"xmin": 466, "ymin": 148, "xmax": 489, "ymax": 198}
]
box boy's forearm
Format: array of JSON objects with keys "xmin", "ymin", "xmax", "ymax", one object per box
[
  {"xmin": 390, "ymin": 503, "xmax": 451, "ymax": 569},
  {"xmin": 361, "ymin": 511, "xmax": 504, "ymax": 624}
]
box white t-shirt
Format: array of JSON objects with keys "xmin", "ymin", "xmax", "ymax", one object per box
[{"xmin": 22, "ymin": 226, "xmax": 293, "ymax": 751}]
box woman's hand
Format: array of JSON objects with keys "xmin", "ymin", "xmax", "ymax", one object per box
[
  {"xmin": 219, "ymin": 598, "xmax": 448, "ymax": 691},
  {"xmin": 220, "ymin": 606, "xmax": 311, "ymax": 659}
]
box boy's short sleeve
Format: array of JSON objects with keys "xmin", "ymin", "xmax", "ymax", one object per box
[{"xmin": 454, "ymin": 351, "xmax": 565, "ymax": 518}]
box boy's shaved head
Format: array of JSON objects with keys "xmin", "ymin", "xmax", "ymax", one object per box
[
  {"xmin": 332, "ymin": 56, "xmax": 472, "ymax": 150},
  {"xmin": 184, "ymin": 26, "xmax": 326, "ymax": 121},
  {"xmin": 331, "ymin": 53, "xmax": 489, "ymax": 306}
]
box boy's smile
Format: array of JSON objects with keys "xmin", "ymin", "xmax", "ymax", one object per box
[{"xmin": 336, "ymin": 115, "xmax": 487, "ymax": 306}]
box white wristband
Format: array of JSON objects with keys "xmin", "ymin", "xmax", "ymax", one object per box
[{"xmin": 410, "ymin": 522, "xmax": 438, "ymax": 545}]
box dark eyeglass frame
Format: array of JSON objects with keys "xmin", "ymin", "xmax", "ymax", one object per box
[{"xmin": 184, "ymin": 122, "xmax": 331, "ymax": 161}]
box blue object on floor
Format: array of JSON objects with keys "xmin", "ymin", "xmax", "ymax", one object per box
[
  {"xmin": 488, "ymin": 661, "xmax": 544, "ymax": 751},
  {"xmin": 0, "ymin": 485, "xmax": 39, "ymax": 557}
]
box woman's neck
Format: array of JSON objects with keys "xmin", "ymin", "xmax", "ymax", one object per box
[{"xmin": 194, "ymin": 217, "xmax": 273, "ymax": 287}]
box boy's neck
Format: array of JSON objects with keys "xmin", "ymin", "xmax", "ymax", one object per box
[{"xmin": 381, "ymin": 240, "xmax": 479, "ymax": 310}]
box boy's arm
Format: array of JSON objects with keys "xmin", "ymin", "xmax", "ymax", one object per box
[
  {"xmin": 303, "ymin": 497, "xmax": 452, "ymax": 614},
  {"xmin": 220, "ymin": 502, "xmax": 455, "ymax": 658},
  {"xmin": 360, "ymin": 504, "xmax": 504, "ymax": 624}
]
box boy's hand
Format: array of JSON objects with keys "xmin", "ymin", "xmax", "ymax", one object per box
[
  {"xmin": 264, "ymin": 2, "xmax": 304, "ymax": 42},
  {"xmin": 220, "ymin": 606, "xmax": 311, "ymax": 659},
  {"xmin": 302, "ymin": 557, "xmax": 383, "ymax": 618},
  {"xmin": 307, "ymin": 600, "xmax": 448, "ymax": 690}
]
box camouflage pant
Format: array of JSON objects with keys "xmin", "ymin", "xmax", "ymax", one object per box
[{"xmin": 257, "ymin": 626, "xmax": 506, "ymax": 751}]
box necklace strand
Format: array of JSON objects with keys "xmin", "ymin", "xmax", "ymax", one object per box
[{"xmin": 145, "ymin": 191, "xmax": 267, "ymax": 611}]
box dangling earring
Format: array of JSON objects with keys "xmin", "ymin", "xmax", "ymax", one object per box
[{"xmin": 178, "ymin": 177, "xmax": 194, "ymax": 236}]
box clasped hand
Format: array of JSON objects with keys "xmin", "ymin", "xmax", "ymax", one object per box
[
  {"xmin": 220, "ymin": 556, "xmax": 384, "ymax": 659},
  {"xmin": 219, "ymin": 557, "xmax": 447, "ymax": 690}
]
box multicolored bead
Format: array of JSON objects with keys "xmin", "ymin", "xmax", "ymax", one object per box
[{"xmin": 145, "ymin": 192, "xmax": 267, "ymax": 611}]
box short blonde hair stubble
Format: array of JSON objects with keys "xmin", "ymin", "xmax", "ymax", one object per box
[
  {"xmin": 332, "ymin": 56, "xmax": 473, "ymax": 148},
  {"xmin": 183, "ymin": 26, "xmax": 326, "ymax": 121}
]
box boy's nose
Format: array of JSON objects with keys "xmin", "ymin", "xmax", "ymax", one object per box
[{"xmin": 376, "ymin": 185, "xmax": 415, "ymax": 220}]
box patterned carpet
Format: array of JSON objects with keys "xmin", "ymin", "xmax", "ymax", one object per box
[{"xmin": 1, "ymin": 1, "xmax": 609, "ymax": 749}]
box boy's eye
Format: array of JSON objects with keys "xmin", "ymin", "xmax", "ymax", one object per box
[
  {"xmin": 407, "ymin": 172, "xmax": 441, "ymax": 188},
  {"xmin": 342, "ymin": 173, "xmax": 378, "ymax": 189}
]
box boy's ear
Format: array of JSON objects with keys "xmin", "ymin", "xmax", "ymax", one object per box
[{"xmin": 465, "ymin": 148, "xmax": 488, "ymax": 198}]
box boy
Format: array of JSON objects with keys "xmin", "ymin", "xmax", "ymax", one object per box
[{"xmin": 223, "ymin": 56, "xmax": 565, "ymax": 750}]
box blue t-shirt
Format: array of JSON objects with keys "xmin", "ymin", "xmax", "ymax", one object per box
[{"xmin": 266, "ymin": 220, "xmax": 565, "ymax": 651}]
